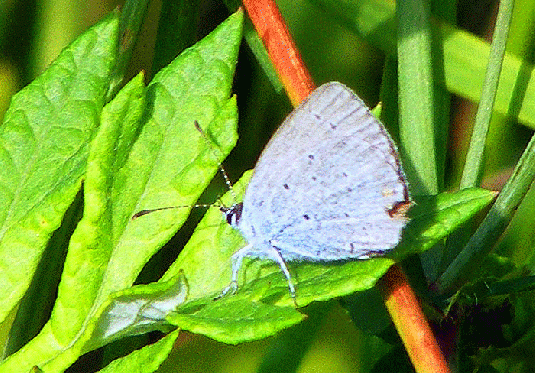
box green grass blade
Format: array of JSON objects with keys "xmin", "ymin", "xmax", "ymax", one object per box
[
  {"xmin": 438, "ymin": 132, "xmax": 535, "ymax": 294},
  {"xmin": 397, "ymin": 0, "xmax": 439, "ymax": 195},
  {"xmin": 459, "ymin": 0, "xmax": 515, "ymax": 188}
]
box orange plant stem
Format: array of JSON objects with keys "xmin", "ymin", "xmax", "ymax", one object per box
[
  {"xmin": 241, "ymin": 0, "xmax": 315, "ymax": 105},
  {"xmin": 242, "ymin": 1, "xmax": 449, "ymax": 372},
  {"xmin": 379, "ymin": 265, "xmax": 450, "ymax": 372}
]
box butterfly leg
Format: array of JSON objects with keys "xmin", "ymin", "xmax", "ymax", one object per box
[
  {"xmin": 216, "ymin": 244, "xmax": 297, "ymax": 306},
  {"xmin": 265, "ymin": 246, "xmax": 297, "ymax": 306},
  {"xmin": 217, "ymin": 244, "xmax": 254, "ymax": 298}
]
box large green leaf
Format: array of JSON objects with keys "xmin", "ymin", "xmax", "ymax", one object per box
[{"xmin": 0, "ymin": 11, "xmax": 119, "ymax": 325}]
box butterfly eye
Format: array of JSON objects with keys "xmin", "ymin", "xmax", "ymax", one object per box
[{"xmin": 220, "ymin": 203, "xmax": 242, "ymax": 227}]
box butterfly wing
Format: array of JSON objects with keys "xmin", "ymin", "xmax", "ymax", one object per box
[{"xmin": 238, "ymin": 82, "xmax": 409, "ymax": 261}]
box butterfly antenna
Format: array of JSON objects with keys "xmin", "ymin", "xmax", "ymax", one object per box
[
  {"xmin": 131, "ymin": 203, "xmax": 215, "ymax": 220},
  {"xmin": 194, "ymin": 120, "xmax": 237, "ymax": 205},
  {"xmin": 132, "ymin": 121, "xmax": 234, "ymax": 220}
]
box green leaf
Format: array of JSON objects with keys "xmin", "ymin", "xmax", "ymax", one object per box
[
  {"xmin": 0, "ymin": 10, "xmax": 243, "ymax": 372},
  {"xmin": 0, "ymin": 58, "xmax": 145, "ymax": 373},
  {"xmin": 395, "ymin": 188, "xmax": 498, "ymax": 258},
  {"xmin": 50, "ymin": 71, "xmax": 147, "ymax": 349},
  {"xmin": 0, "ymin": 11, "xmax": 119, "ymax": 325},
  {"xmin": 96, "ymin": 330, "xmax": 180, "ymax": 373},
  {"xmin": 168, "ymin": 296, "xmax": 305, "ymax": 345}
]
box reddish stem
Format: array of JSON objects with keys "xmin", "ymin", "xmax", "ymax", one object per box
[
  {"xmin": 242, "ymin": 0, "xmax": 315, "ymax": 105},
  {"xmin": 379, "ymin": 265, "xmax": 450, "ymax": 373}
]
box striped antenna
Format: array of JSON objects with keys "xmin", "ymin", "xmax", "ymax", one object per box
[
  {"xmin": 132, "ymin": 203, "xmax": 216, "ymax": 219},
  {"xmin": 131, "ymin": 120, "xmax": 234, "ymax": 220},
  {"xmin": 193, "ymin": 120, "xmax": 236, "ymax": 202}
]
